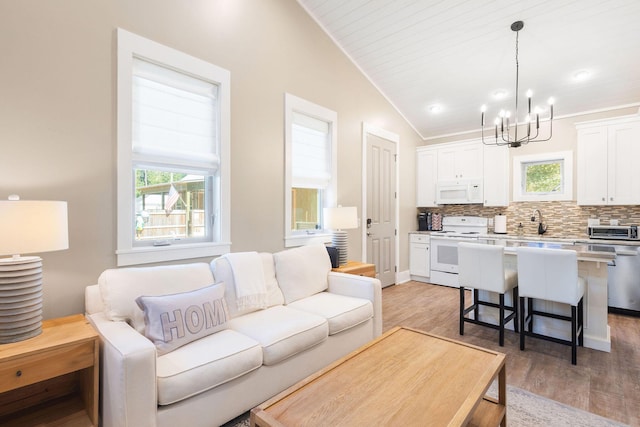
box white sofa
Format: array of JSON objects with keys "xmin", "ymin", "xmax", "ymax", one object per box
[{"xmin": 85, "ymin": 244, "xmax": 382, "ymax": 427}]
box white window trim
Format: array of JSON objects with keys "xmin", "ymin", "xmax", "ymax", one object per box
[
  {"xmin": 116, "ymin": 28, "xmax": 230, "ymax": 266},
  {"xmin": 284, "ymin": 93, "xmax": 337, "ymax": 247},
  {"xmin": 513, "ymin": 150, "xmax": 573, "ymax": 202}
]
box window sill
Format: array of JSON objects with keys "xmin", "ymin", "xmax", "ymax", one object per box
[
  {"xmin": 116, "ymin": 241, "xmax": 231, "ymax": 266},
  {"xmin": 513, "ymin": 194, "xmax": 573, "ymax": 202},
  {"xmin": 285, "ymin": 233, "xmax": 332, "ymax": 248}
]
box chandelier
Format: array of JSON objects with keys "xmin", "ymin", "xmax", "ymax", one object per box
[{"xmin": 481, "ymin": 21, "xmax": 554, "ymax": 148}]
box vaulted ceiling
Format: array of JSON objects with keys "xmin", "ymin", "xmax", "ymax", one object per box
[{"xmin": 298, "ymin": 0, "xmax": 640, "ymax": 139}]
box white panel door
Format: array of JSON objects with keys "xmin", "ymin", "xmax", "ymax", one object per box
[
  {"xmin": 416, "ymin": 147, "xmax": 438, "ymax": 207},
  {"xmin": 366, "ymin": 133, "xmax": 396, "ymax": 287},
  {"xmin": 608, "ymin": 123, "xmax": 640, "ymax": 205},
  {"xmin": 483, "ymin": 144, "xmax": 509, "ymax": 206},
  {"xmin": 577, "ymin": 127, "xmax": 608, "ymax": 205},
  {"xmin": 456, "ymin": 142, "xmax": 483, "ymax": 179}
]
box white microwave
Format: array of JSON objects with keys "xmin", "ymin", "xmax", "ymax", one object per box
[{"xmin": 436, "ymin": 179, "xmax": 483, "ymax": 204}]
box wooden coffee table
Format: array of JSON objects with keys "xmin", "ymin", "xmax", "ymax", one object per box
[{"xmin": 251, "ymin": 326, "xmax": 506, "ymax": 427}]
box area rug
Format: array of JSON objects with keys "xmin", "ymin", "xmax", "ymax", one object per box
[
  {"xmin": 486, "ymin": 384, "xmax": 628, "ymax": 427},
  {"xmin": 221, "ymin": 384, "xmax": 628, "ymax": 427}
]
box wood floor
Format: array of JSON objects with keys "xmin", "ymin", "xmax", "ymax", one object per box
[{"xmin": 382, "ymin": 281, "xmax": 640, "ymax": 426}]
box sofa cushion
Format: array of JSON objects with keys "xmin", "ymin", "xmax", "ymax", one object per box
[
  {"xmin": 211, "ymin": 253, "xmax": 284, "ymax": 317},
  {"xmin": 135, "ymin": 283, "xmax": 229, "ymax": 356},
  {"xmin": 228, "ymin": 305, "xmax": 328, "ymax": 365},
  {"xmin": 98, "ymin": 263, "xmax": 215, "ymax": 333},
  {"xmin": 273, "ymin": 244, "xmax": 331, "ymax": 304},
  {"xmin": 287, "ymin": 292, "xmax": 374, "ymax": 335},
  {"xmin": 156, "ymin": 329, "xmax": 262, "ymax": 405}
]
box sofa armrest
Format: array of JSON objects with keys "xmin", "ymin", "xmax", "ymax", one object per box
[
  {"xmin": 85, "ymin": 284, "xmax": 103, "ymax": 315},
  {"xmin": 327, "ymin": 272, "xmax": 382, "ymax": 337},
  {"xmin": 87, "ymin": 312, "xmax": 157, "ymax": 427}
]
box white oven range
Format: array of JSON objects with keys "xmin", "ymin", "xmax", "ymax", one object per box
[{"xmin": 429, "ymin": 216, "xmax": 488, "ymax": 287}]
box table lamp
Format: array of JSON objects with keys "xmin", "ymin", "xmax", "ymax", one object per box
[
  {"xmin": 0, "ymin": 195, "xmax": 68, "ymax": 343},
  {"xmin": 324, "ymin": 206, "xmax": 358, "ymax": 266}
]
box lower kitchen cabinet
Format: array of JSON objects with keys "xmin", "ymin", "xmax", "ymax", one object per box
[{"xmin": 410, "ymin": 233, "xmax": 430, "ymax": 282}]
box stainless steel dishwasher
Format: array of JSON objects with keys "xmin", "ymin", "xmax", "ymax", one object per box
[
  {"xmin": 607, "ymin": 245, "xmax": 640, "ymax": 315},
  {"xmin": 588, "ymin": 224, "xmax": 640, "ymax": 316}
]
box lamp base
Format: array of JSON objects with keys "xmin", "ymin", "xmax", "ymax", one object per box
[
  {"xmin": 0, "ymin": 256, "xmax": 43, "ymax": 343},
  {"xmin": 331, "ymin": 230, "xmax": 348, "ymax": 267}
]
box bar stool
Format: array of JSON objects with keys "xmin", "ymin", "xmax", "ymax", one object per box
[
  {"xmin": 458, "ymin": 242, "xmax": 518, "ymax": 346},
  {"xmin": 516, "ymin": 247, "xmax": 585, "ymax": 365}
]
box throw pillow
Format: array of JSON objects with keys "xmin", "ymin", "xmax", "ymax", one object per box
[
  {"xmin": 135, "ymin": 282, "xmax": 229, "ymax": 355},
  {"xmin": 274, "ymin": 244, "xmax": 331, "ymax": 304}
]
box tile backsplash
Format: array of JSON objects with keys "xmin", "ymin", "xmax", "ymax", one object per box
[{"xmin": 419, "ymin": 202, "xmax": 640, "ymax": 238}]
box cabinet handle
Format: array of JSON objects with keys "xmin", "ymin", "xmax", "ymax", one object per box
[
  {"xmin": 602, "ymin": 197, "xmax": 605, "ymax": 201},
  {"xmin": 16, "ymin": 370, "xmax": 22, "ymax": 377},
  {"xmin": 610, "ymin": 197, "xmax": 614, "ymax": 201}
]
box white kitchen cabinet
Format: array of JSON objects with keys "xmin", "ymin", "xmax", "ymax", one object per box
[
  {"xmin": 437, "ymin": 141, "xmax": 483, "ymax": 181},
  {"xmin": 577, "ymin": 116, "xmax": 640, "ymax": 205},
  {"xmin": 416, "ymin": 146, "xmax": 438, "ymax": 207},
  {"xmin": 483, "ymin": 143, "xmax": 509, "ymax": 206},
  {"xmin": 409, "ymin": 233, "xmax": 430, "ymax": 281}
]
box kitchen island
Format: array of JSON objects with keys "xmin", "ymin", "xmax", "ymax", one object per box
[{"xmin": 476, "ymin": 238, "xmax": 615, "ymax": 352}]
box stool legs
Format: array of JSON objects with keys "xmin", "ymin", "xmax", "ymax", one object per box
[
  {"xmin": 460, "ymin": 287, "xmax": 518, "ymax": 347},
  {"xmin": 459, "ymin": 286, "xmax": 465, "ymax": 336},
  {"xmin": 578, "ymin": 297, "xmax": 584, "ymax": 346},
  {"xmin": 519, "ymin": 296, "xmax": 526, "ymax": 351},
  {"xmin": 519, "ymin": 296, "xmax": 583, "ymax": 365}
]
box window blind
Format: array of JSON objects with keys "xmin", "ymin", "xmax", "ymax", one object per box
[
  {"xmin": 132, "ymin": 58, "xmax": 219, "ymax": 172},
  {"xmin": 292, "ymin": 112, "xmax": 331, "ymax": 189}
]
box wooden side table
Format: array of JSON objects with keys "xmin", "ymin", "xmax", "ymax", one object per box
[
  {"xmin": 0, "ymin": 314, "xmax": 99, "ymax": 426},
  {"xmin": 332, "ymin": 261, "xmax": 376, "ymax": 278}
]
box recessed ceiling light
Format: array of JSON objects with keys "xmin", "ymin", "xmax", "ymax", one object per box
[
  {"xmin": 492, "ymin": 90, "xmax": 508, "ymax": 100},
  {"xmin": 429, "ymin": 104, "xmax": 442, "ymax": 114},
  {"xmin": 573, "ymin": 70, "xmax": 590, "ymax": 82}
]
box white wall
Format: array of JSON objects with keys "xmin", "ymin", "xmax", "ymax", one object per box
[{"xmin": 0, "ymin": 0, "xmax": 421, "ymax": 318}]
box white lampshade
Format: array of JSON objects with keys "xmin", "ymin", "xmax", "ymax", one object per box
[
  {"xmin": 0, "ymin": 199, "xmax": 69, "ymax": 257},
  {"xmin": 324, "ymin": 206, "xmax": 357, "ymax": 230},
  {"xmin": 323, "ymin": 206, "xmax": 357, "ymax": 267},
  {"xmin": 0, "ymin": 197, "xmax": 68, "ymax": 343}
]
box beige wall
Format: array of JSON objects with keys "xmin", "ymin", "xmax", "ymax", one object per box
[{"xmin": 0, "ymin": 0, "xmax": 422, "ymax": 319}]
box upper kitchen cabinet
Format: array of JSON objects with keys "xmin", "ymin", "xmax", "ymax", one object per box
[
  {"xmin": 483, "ymin": 144, "xmax": 509, "ymax": 206},
  {"xmin": 577, "ymin": 115, "xmax": 640, "ymax": 205},
  {"xmin": 416, "ymin": 146, "xmax": 438, "ymax": 207},
  {"xmin": 437, "ymin": 141, "xmax": 483, "ymax": 181}
]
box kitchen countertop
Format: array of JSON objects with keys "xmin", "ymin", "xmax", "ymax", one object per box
[
  {"xmin": 410, "ymin": 230, "xmax": 640, "ymax": 247},
  {"xmin": 495, "ymin": 240, "xmax": 616, "ymax": 263}
]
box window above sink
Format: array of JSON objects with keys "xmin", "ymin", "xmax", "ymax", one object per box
[{"xmin": 513, "ymin": 151, "xmax": 573, "ymax": 202}]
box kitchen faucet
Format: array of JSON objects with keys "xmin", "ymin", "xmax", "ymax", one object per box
[{"xmin": 531, "ymin": 209, "xmax": 547, "ymax": 235}]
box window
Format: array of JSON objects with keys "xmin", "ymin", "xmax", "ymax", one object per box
[
  {"xmin": 284, "ymin": 94, "xmax": 337, "ymax": 247},
  {"xmin": 513, "ymin": 151, "xmax": 573, "ymax": 201},
  {"xmin": 117, "ymin": 29, "xmax": 230, "ymax": 266}
]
